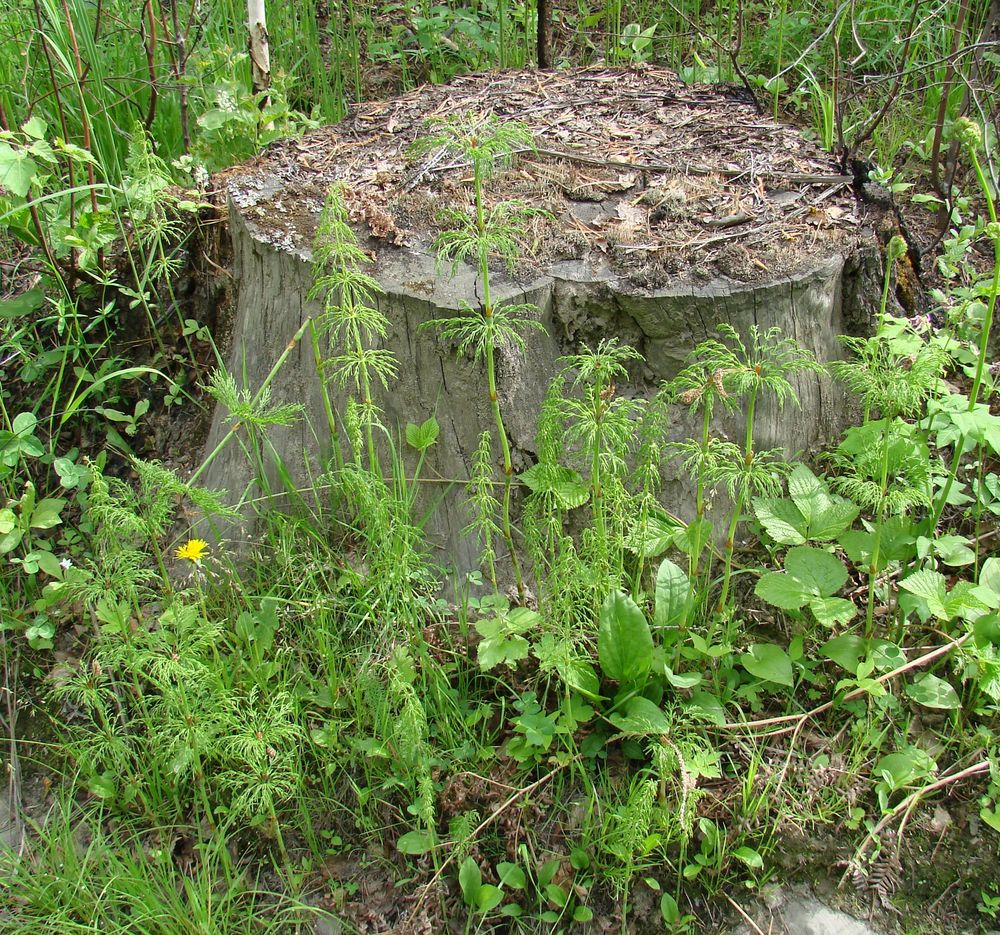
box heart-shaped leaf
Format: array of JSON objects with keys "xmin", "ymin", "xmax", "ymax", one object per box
[
  {"xmin": 906, "ymin": 673, "xmax": 960, "ymax": 710},
  {"xmin": 740, "ymin": 643, "xmax": 794, "ymax": 687}
]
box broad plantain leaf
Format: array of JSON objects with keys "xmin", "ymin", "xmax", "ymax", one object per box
[
  {"xmin": 653, "ymin": 557, "xmax": 689, "ymax": 630},
  {"xmin": 598, "ymin": 591, "xmax": 652, "ymax": 685}
]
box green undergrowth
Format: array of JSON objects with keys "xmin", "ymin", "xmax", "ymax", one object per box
[
  {"xmin": 1, "ymin": 1, "xmax": 999, "ymax": 931},
  {"xmin": 1, "ymin": 112, "xmax": 999, "ymax": 934}
]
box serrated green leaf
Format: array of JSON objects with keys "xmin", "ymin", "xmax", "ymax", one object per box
[
  {"xmin": 931, "ymin": 534, "xmax": 976, "ymax": 567},
  {"xmin": 507, "ymin": 607, "xmax": 542, "ymax": 630},
  {"xmin": 629, "ymin": 509, "xmax": 680, "ymax": 557},
  {"xmin": 477, "ymin": 633, "xmax": 529, "ymax": 670},
  {"xmin": 740, "ymin": 643, "xmax": 794, "ymax": 686},
  {"xmin": 785, "ymin": 546, "xmax": 848, "ymax": 597},
  {"xmin": 519, "ymin": 462, "xmax": 589, "ymax": 509},
  {"xmin": 0, "ymin": 142, "xmax": 36, "ymax": 197},
  {"xmin": 900, "ymin": 569, "xmax": 948, "ymax": 619},
  {"xmin": 808, "ymin": 595, "xmax": 857, "ymax": 627},
  {"xmin": 22, "ymin": 115, "xmax": 46, "ymax": 139},
  {"xmin": 551, "ymin": 475, "xmax": 589, "ymax": 509},
  {"xmin": 752, "ymin": 496, "xmax": 807, "ymax": 545},
  {"xmin": 809, "ymin": 500, "xmax": 859, "ymax": 540},
  {"xmin": 405, "ymin": 415, "xmax": 439, "ymax": 451},
  {"xmin": 754, "ymin": 572, "xmax": 810, "ymax": 610},
  {"xmin": 879, "ymin": 515, "xmax": 919, "ymax": 563},
  {"xmin": 198, "ymin": 108, "xmax": 241, "ymax": 131},
  {"xmin": 788, "ymin": 464, "xmax": 858, "ymax": 539},
  {"xmin": 944, "ymin": 580, "xmax": 991, "ymax": 621},
  {"xmin": 787, "ymin": 463, "xmax": 826, "ymax": 516},
  {"xmin": 839, "ymin": 528, "xmax": 872, "ymax": 565}
]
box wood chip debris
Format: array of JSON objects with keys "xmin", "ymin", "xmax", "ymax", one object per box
[{"xmin": 224, "ymin": 66, "xmax": 862, "ymax": 286}]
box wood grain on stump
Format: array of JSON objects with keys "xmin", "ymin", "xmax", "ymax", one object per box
[{"xmin": 202, "ymin": 67, "xmax": 881, "ymax": 572}]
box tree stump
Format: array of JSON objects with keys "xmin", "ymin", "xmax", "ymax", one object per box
[{"xmin": 201, "ymin": 67, "xmax": 882, "ymax": 574}]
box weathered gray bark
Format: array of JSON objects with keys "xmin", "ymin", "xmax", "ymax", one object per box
[{"xmin": 199, "ymin": 191, "xmax": 869, "ymax": 577}]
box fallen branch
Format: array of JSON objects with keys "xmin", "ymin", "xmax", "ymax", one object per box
[
  {"xmin": 716, "ymin": 631, "xmax": 972, "ymax": 737},
  {"xmin": 842, "ymin": 758, "xmax": 990, "ymax": 884}
]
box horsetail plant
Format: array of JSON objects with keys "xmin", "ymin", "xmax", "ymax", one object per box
[
  {"xmin": 309, "ymin": 184, "xmax": 399, "ymax": 474},
  {"xmin": 465, "ymin": 431, "xmax": 503, "ymax": 592},
  {"xmin": 668, "ymin": 357, "xmax": 738, "ymax": 595},
  {"xmin": 831, "ymin": 332, "xmax": 945, "ymax": 635},
  {"xmin": 413, "ymin": 113, "xmax": 546, "ymax": 600},
  {"xmin": 558, "ymin": 339, "xmax": 643, "ymax": 584},
  {"xmin": 696, "ymin": 325, "xmax": 824, "ymax": 615}
]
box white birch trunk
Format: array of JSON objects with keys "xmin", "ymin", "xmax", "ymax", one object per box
[{"xmin": 247, "ymin": 0, "xmax": 272, "ymax": 129}]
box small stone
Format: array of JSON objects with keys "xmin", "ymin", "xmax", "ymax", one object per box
[
  {"xmin": 927, "ymin": 805, "xmax": 952, "ymax": 834},
  {"xmin": 723, "ymin": 891, "xmax": 885, "ymax": 935},
  {"xmin": 779, "ymin": 894, "xmax": 884, "ymax": 935},
  {"xmin": 761, "ymin": 883, "xmax": 785, "ymax": 909},
  {"xmin": 311, "ymin": 914, "xmax": 343, "ymax": 935}
]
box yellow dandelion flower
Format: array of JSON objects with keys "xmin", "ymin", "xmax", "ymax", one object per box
[{"xmin": 175, "ymin": 539, "xmax": 209, "ymax": 564}]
